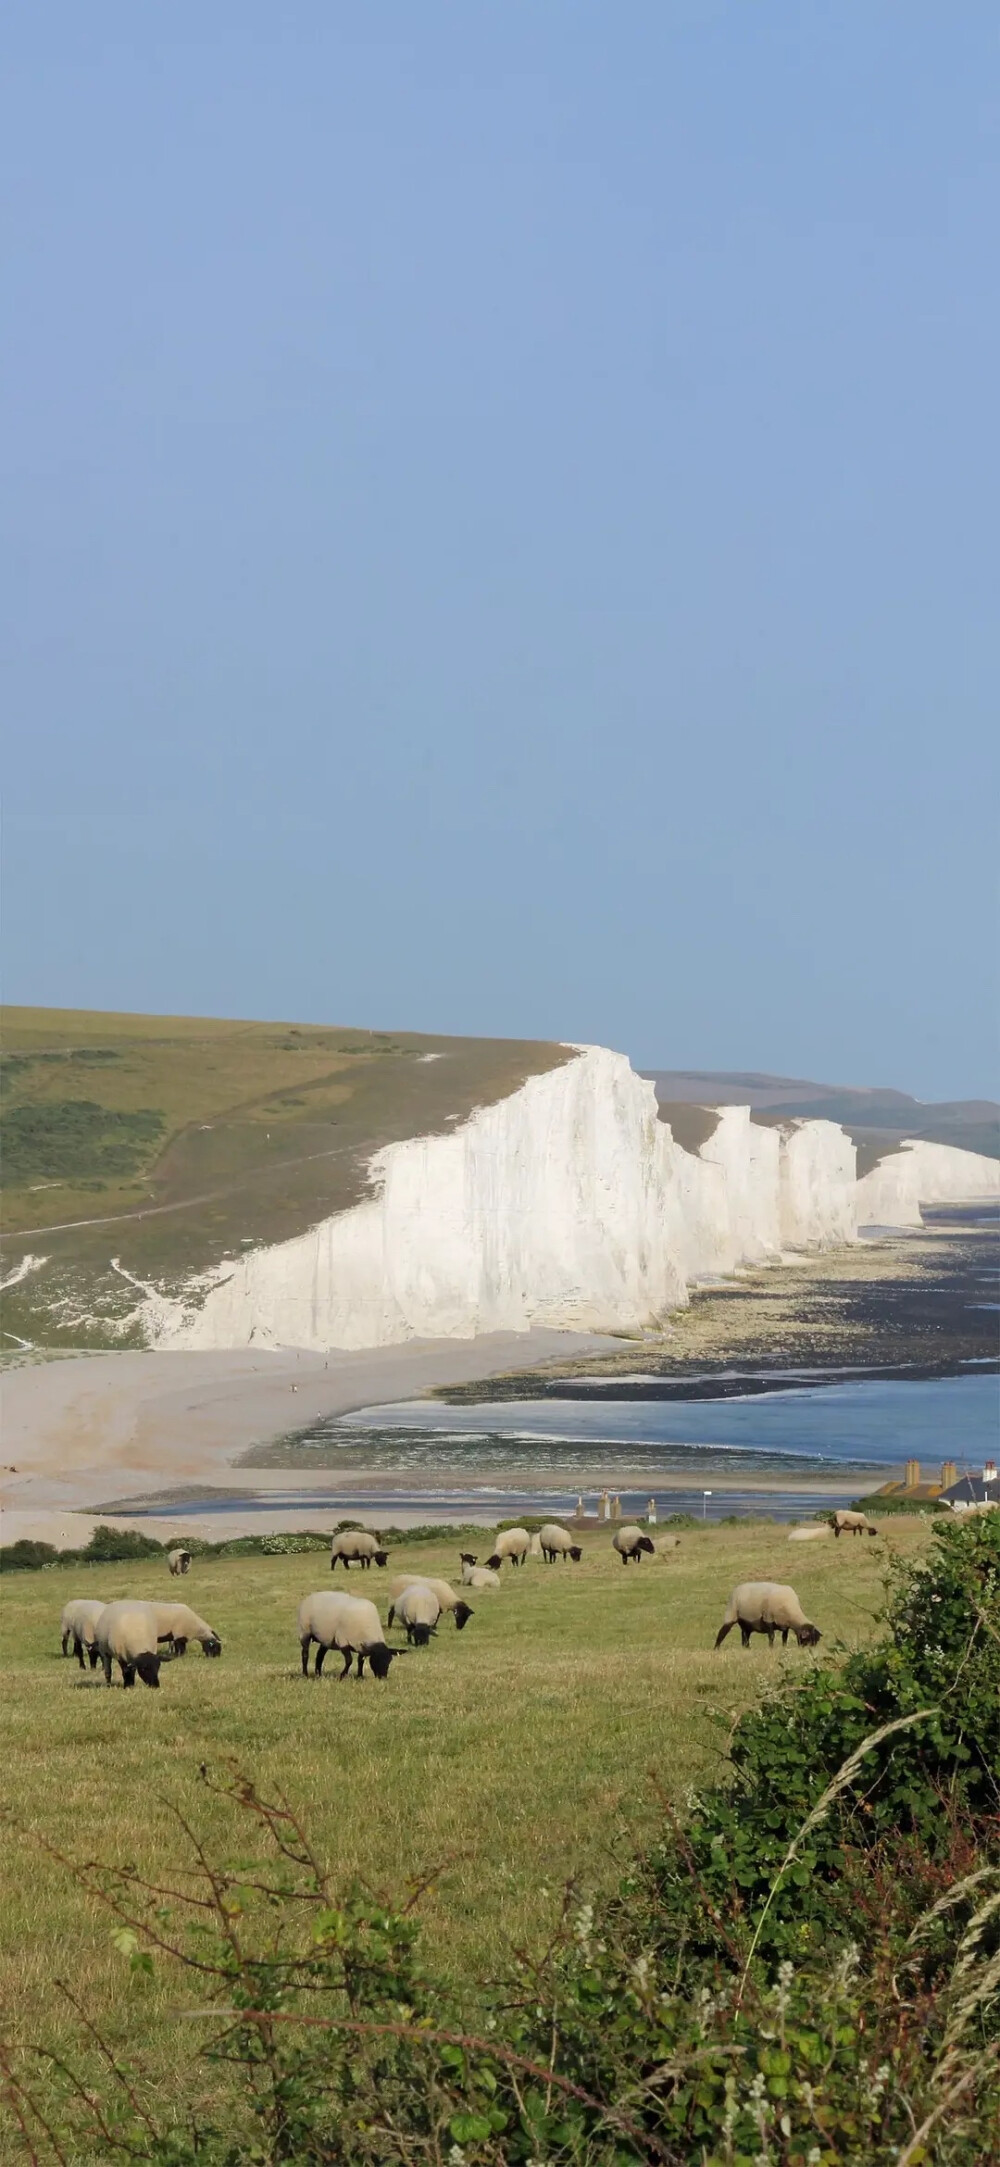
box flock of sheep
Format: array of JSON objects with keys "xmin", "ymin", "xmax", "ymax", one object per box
[{"xmin": 53, "ymin": 1513, "xmax": 847, "ymax": 1689}]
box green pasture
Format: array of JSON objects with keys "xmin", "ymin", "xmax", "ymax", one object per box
[{"xmin": 0, "ymin": 1516, "xmax": 929, "ymax": 2124}]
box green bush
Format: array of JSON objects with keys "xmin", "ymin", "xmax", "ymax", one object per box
[
  {"xmin": 0, "ymin": 1539, "xmax": 60, "ymax": 1573},
  {"xmin": 0, "ymin": 1098, "xmax": 164, "ymax": 1186},
  {"xmin": 6, "ymin": 1518, "xmax": 998, "ymax": 2163},
  {"xmin": 82, "ymin": 1525, "xmax": 166, "ymax": 1562}
]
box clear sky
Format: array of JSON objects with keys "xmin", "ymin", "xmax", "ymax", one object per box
[{"xmin": 2, "ymin": 4, "xmax": 997, "ymax": 1100}]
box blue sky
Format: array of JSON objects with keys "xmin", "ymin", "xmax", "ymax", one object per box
[{"xmin": 2, "ymin": 4, "xmax": 997, "ymax": 1099}]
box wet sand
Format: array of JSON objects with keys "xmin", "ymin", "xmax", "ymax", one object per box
[{"xmin": 0, "ymin": 1331, "xmax": 618, "ymax": 1548}]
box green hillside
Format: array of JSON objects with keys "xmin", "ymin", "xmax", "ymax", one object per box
[{"xmin": 0, "ymin": 1008, "xmax": 570, "ymax": 1349}]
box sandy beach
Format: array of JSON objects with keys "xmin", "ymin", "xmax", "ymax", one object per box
[{"xmin": 0, "ymin": 1331, "xmax": 621, "ymax": 1547}]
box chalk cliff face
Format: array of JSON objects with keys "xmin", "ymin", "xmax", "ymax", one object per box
[
  {"xmin": 856, "ymin": 1141, "xmax": 1000, "ymax": 1228},
  {"xmin": 131, "ymin": 1046, "xmax": 994, "ymax": 1353}
]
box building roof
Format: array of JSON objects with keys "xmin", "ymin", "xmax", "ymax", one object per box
[{"xmin": 939, "ymin": 1470, "xmax": 999, "ymax": 1505}]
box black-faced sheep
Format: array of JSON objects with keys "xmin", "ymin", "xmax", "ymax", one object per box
[
  {"xmin": 538, "ymin": 1523, "xmax": 582, "ymax": 1564},
  {"xmin": 167, "ymin": 1547, "xmax": 192, "ymax": 1576},
  {"xmin": 612, "ymin": 1526, "xmax": 655, "ymax": 1564},
  {"xmin": 484, "ymin": 1528, "xmax": 530, "ymax": 1570},
  {"xmin": 298, "ymin": 1592, "xmax": 402, "ymax": 1679},
  {"xmin": 388, "ymin": 1574, "xmax": 473, "ymax": 1627},
  {"xmin": 387, "ymin": 1581, "xmax": 473, "ymax": 1646},
  {"xmin": 461, "ymin": 1562, "xmax": 501, "ymax": 1589},
  {"xmin": 149, "ymin": 1602, "xmax": 222, "ymax": 1656},
  {"xmin": 94, "ymin": 1601, "xmax": 163, "ymax": 1688},
  {"xmin": 329, "ymin": 1529, "xmax": 389, "ymax": 1571},
  {"xmin": 714, "ymin": 1581, "xmax": 822, "ymax": 1650},
  {"xmin": 60, "ymin": 1598, "xmax": 107, "ymax": 1669},
  {"xmin": 832, "ymin": 1510, "xmax": 877, "ymax": 1539}
]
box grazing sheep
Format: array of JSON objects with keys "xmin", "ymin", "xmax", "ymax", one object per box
[
  {"xmin": 60, "ymin": 1598, "xmax": 107, "ymax": 1669},
  {"xmin": 612, "ymin": 1526, "xmax": 655, "ymax": 1565},
  {"xmin": 461, "ymin": 1562, "xmax": 501, "ymax": 1590},
  {"xmin": 655, "ymin": 1535, "xmax": 681, "ymax": 1556},
  {"xmin": 298, "ymin": 1591, "xmax": 401, "ymax": 1679},
  {"xmin": 167, "ymin": 1548, "xmax": 192, "ymax": 1577},
  {"xmin": 387, "ymin": 1580, "xmax": 472, "ymax": 1645},
  {"xmin": 538, "ymin": 1523, "xmax": 582, "ymax": 1564},
  {"xmin": 484, "ymin": 1528, "xmax": 530, "ymax": 1570},
  {"xmin": 388, "ymin": 1575, "xmax": 473, "ymax": 1626},
  {"xmin": 714, "ymin": 1582, "xmax": 822, "ymax": 1651},
  {"xmin": 948, "ymin": 1499, "xmax": 998, "ymax": 1518},
  {"xmin": 788, "ymin": 1525, "xmax": 832, "ymax": 1543},
  {"xmin": 148, "ymin": 1602, "xmax": 222, "ymax": 1657},
  {"xmin": 329, "ymin": 1529, "xmax": 389, "ymax": 1571},
  {"xmin": 94, "ymin": 1601, "xmax": 163, "ymax": 1689},
  {"xmin": 832, "ymin": 1510, "xmax": 877, "ymax": 1539}
]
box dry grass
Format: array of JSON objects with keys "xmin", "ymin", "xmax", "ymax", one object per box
[{"xmin": 0, "ymin": 1515, "xmax": 932, "ymax": 2123}]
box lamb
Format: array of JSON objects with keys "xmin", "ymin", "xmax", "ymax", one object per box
[
  {"xmin": 60, "ymin": 1598, "xmax": 107, "ymax": 1669},
  {"xmin": 387, "ymin": 1580, "xmax": 473, "ymax": 1645},
  {"xmin": 714, "ymin": 1582, "xmax": 822, "ymax": 1650},
  {"xmin": 832, "ymin": 1510, "xmax": 877, "ymax": 1539},
  {"xmin": 656, "ymin": 1535, "xmax": 681, "ymax": 1555},
  {"xmin": 168, "ymin": 1547, "xmax": 192, "ymax": 1576},
  {"xmin": 329, "ymin": 1529, "xmax": 389, "ymax": 1571},
  {"xmin": 148, "ymin": 1602, "xmax": 222, "ymax": 1656},
  {"xmin": 388, "ymin": 1574, "xmax": 474, "ymax": 1626},
  {"xmin": 461, "ymin": 1562, "xmax": 501, "ymax": 1589},
  {"xmin": 612, "ymin": 1526, "xmax": 655, "ymax": 1564},
  {"xmin": 538, "ymin": 1523, "xmax": 582, "ymax": 1564},
  {"xmin": 94, "ymin": 1601, "xmax": 163, "ymax": 1689},
  {"xmin": 298, "ymin": 1591, "xmax": 402, "ymax": 1679},
  {"xmin": 484, "ymin": 1528, "xmax": 530, "ymax": 1570},
  {"xmin": 788, "ymin": 1525, "xmax": 832, "ymax": 1542}
]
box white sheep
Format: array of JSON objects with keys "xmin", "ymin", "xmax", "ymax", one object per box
[
  {"xmin": 388, "ymin": 1574, "xmax": 474, "ymax": 1626},
  {"xmin": 60, "ymin": 1598, "xmax": 107, "ymax": 1669},
  {"xmin": 329, "ymin": 1529, "xmax": 389, "ymax": 1571},
  {"xmin": 788, "ymin": 1525, "xmax": 832, "ymax": 1542},
  {"xmin": 484, "ymin": 1528, "xmax": 530, "ymax": 1570},
  {"xmin": 167, "ymin": 1547, "xmax": 192, "ymax": 1577},
  {"xmin": 386, "ymin": 1580, "xmax": 473, "ymax": 1645},
  {"xmin": 148, "ymin": 1602, "xmax": 222, "ymax": 1656},
  {"xmin": 832, "ymin": 1510, "xmax": 877, "ymax": 1539},
  {"xmin": 297, "ymin": 1591, "xmax": 401, "ymax": 1679},
  {"xmin": 461, "ymin": 1562, "xmax": 501, "ymax": 1590},
  {"xmin": 612, "ymin": 1526, "xmax": 655, "ymax": 1565},
  {"xmin": 655, "ymin": 1535, "xmax": 681, "ymax": 1555},
  {"xmin": 94, "ymin": 1601, "xmax": 164, "ymax": 1689},
  {"xmin": 715, "ymin": 1582, "xmax": 822, "ymax": 1651},
  {"xmin": 538, "ymin": 1523, "xmax": 582, "ymax": 1564}
]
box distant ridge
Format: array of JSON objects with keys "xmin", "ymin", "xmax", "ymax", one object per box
[{"xmin": 641, "ymin": 1070, "xmax": 1000, "ymax": 1163}]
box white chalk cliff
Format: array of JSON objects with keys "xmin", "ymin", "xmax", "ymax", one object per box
[
  {"xmin": 856, "ymin": 1140, "xmax": 1000, "ymax": 1228},
  {"xmin": 133, "ymin": 1045, "xmax": 997, "ymax": 1353}
]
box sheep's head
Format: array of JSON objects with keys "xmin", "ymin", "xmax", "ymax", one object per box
[
  {"xmin": 368, "ymin": 1644, "xmax": 401, "ymax": 1678},
  {"xmin": 453, "ymin": 1602, "xmax": 474, "ymax": 1631},
  {"xmin": 568, "ymin": 1545, "xmax": 582, "ymax": 1562},
  {"xmin": 459, "ymin": 1552, "xmax": 477, "ymax": 1566},
  {"xmin": 136, "ymin": 1655, "xmax": 161, "ymax": 1689},
  {"xmin": 373, "ymin": 1549, "xmax": 389, "ymax": 1568},
  {"xmin": 409, "ymin": 1622, "xmax": 433, "ymax": 1647},
  {"xmin": 638, "ymin": 1537, "xmax": 655, "ymax": 1555},
  {"xmin": 202, "ymin": 1635, "xmax": 222, "ymax": 1658},
  {"xmin": 485, "ymin": 1553, "xmax": 503, "ymax": 1571},
  {"xmin": 796, "ymin": 1623, "xmax": 822, "ymax": 1647}
]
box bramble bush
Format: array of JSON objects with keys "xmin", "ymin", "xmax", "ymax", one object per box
[{"xmin": 3, "ymin": 1518, "xmax": 998, "ymax": 2164}]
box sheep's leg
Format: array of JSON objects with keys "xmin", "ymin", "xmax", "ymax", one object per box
[
  {"xmin": 73, "ymin": 1636, "xmax": 86, "ymax": 1670},
  {"xmin": 780, "ymin": 1629, "xmax": 789, "ymax": 1647},
  {"xmin": 61, "ymin": 1630, "xmax": 70, "ymax": 1656},
  {"xmin": 315, "ymin": 1644, "xmax": 328, "ymax": 1678},
  {"xmin": 121, "ymin": 1662, "xmax": 136, "ymax": 1689},
  {"xmin": 88, "ymin": 1644, "xmax": 100, "ymax": 1670},
  {"xmin": 714, "ymin": 1622, "xmax": 734, "ymax": 1648},
  {"xmin": 765, "ymin": 1626, "xmax": 775, "ymax": 1648},
  {"xmin": 338, "ymin": 1649, "xmax": 352, "ymax": 1679},
  {"xmin": 172, "ymin": 1638, "xmax": 188, "ymax": 1656},
  {"xmin": 102, "ymin": 1654, "xmax": 113, "ymax": 1686},
  {"xmin": 740, "ymin": 1624, "xmax": 752, "ymax": 1648},
  {"xmin": 356, "ymin": 1653, "xmax": 367, "ymax": 1679},
  {"xmin": 300, "ymin": 1636, "xmax": 312, "ymax": 1677}
]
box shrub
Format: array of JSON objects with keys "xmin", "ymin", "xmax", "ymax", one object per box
[
  {"xmin": 0, "ymin": 1540, "xmax": 60, "ymax": 1573},
  {"xmin": 82, "ymin": 1525, "xmax": 165, "ymax": 1562}
]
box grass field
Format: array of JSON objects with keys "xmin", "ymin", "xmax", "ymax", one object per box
[
  {"xmin": 0, "ymin": 1007, "xmax": 569, "ymax": 1348},
  {"xmin": 0, "ymin": 1515, "xmax": 931, "ymax": 2135}
]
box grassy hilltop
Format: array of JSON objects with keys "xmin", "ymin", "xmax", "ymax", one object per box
[
  {"xmin": 0, "ymin": 1007, "xmax": 570, "ymax": 1348},
  {"xmin": 0, "ymin": 1516, "xmax": 928, "ymax": 2145}
]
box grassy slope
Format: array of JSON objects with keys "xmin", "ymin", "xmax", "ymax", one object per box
[
  {"xmin": 0, "ymin": 1008, "xmax": 570, "ymax": 1346},
  {"xmin": 0, "ymin": 1517, "xmax": 929, "ymax": 2122}
]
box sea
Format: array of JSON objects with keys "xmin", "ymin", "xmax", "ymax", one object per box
[{"xmin": 141, "ymin": 1370, "xmax": 999, "ymax": 1525}]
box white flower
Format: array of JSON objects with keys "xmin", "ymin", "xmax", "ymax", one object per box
[{"xmin": 448, "ymin": 2149, "xmax": 466, "ymax": 2166}]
